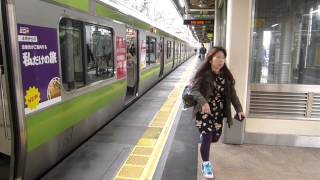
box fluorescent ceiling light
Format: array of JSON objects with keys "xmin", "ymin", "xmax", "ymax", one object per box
[
  {"xmin": 310, "ymin": 5, "xmax": 320, "ymax": 15},
  {"xmin": 271, "ymin": 23, "xmax": 279, "ymax": 27},
  {"xmin": 179, "ymin": 0, "xmax": 185, "ymax": 8}
]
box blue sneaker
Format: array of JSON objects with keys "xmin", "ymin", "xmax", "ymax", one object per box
[{"xmin": 201, "ymin": 161, "xmax": 214, "ymax": 179}]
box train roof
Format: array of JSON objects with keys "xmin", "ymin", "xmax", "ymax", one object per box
[{"xmin": 97, "ymin": 0, "xmax": 191, "ymax": 44}]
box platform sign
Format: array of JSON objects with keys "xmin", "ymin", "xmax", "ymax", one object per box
[
  {"xmin": 116, "ymin": 36, "xmax": 127, "ymax": 79},
  {"xmin": 17, "ymin": 24, "xmax": 61, "ymax": 115},
  {"xmin": 183, "ymin": 19, "xmax": 214, "ymax": 25}
]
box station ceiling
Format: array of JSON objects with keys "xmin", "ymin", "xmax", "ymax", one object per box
[{"xmin": 171, "ymin": 0, "xmax": 215, "ymax": 43}]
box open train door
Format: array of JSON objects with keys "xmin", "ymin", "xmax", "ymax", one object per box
[
  {"xmin": 0, "ymin": 1, "xmax": 26, "ymax": 179},
  {"xmin": 125, "ymin": 28, "xmax": 139, "ymax": 103}
]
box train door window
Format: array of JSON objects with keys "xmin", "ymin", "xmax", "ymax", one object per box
[
  {"xmin": 183, "ymin": 44, "xmax": 185, "ymax": 60},
  {"xmin": 181, "ymin": 44, "xmax": 183, "ymax": 60},
  {"xmin": 159, "ymin": 37, "xmax": 164, "ymax": 77},
  {"xmin": 173, "ymin": 41, "xmax": 176, "ymax": 67},
  {"xmin": 179, "ymin": 43, "xmax": 182, "ymax": 62},
  {"xmin": 146, "ymin": 36, "xmax": 156, "ymax": 66},
  {"xmin": 167, "ymin": 40, "xmax": 172, "ymax": 59},
  {"xmin": 157, "ymin": 39, "xmax": 162, "ymax": 63},
  {"xmin": 59, "ymin": 19, "xmax": 85, "ymax": 91},
  {"xmin": 85, "ymin": 24, "xmax": 114, "ymax": 83},
  {"xmin": 175, "ymin": 42, "xmax": 180, "ymax": 64}
]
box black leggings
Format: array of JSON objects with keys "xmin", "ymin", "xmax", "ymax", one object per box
[{"xmin": 200, "ymin": 132, "xmax": 213, "ymax": 161}]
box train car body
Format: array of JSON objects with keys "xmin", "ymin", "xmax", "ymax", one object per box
[{"xmin": 0, "ymin": 0, "xmax": 194, "ymax": 179}]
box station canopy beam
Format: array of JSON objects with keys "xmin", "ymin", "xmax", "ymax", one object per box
[{"xmin": 171, "ymin": 0, "xmax": 215, "ymax": 43}]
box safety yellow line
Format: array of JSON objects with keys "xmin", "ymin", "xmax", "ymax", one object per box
[{"xmin": 114, "ymin": 58, "xmax": 196, "ymax": 180}]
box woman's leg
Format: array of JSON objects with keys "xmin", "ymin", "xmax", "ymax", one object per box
[{"xmin": 200, "ymin": 132, "xmax": 213, "ymax": 161}]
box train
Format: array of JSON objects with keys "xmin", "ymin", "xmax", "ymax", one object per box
[{"xmin": 0, "ymin": 0, "xmax": 195, "ymax": 179}]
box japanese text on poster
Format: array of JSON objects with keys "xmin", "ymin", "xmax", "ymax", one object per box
[{"xmin": 18, "ymin": 24, "xmax": 61, "ymax": 115}]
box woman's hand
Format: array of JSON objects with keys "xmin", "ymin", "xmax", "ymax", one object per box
[
  {"xmin": 201, "ymin": 103, "xmax": 211, "ymax": 114},
  {"xmin": 238, "ymin": 112, "xmax": 246, "ymax": 120}
]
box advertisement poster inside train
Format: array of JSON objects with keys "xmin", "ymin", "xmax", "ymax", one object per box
[
  {"xmin": 140, "ymin": 40, "xmax": 146, "ymax": 69},
  {"xmin": 116, "ymin": 36, "xmax": 127, "ymax": 79},
  {"xmin": 17, "ymin": 24, "xmax": 61, "ymax": 115}
]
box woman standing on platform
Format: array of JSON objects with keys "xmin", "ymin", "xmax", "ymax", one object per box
[{"xmin": 190, "ymin": 47, "xmax": 245, "ymax": 179}]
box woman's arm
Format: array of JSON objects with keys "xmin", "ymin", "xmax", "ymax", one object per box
[
  {"xmin": 230, "ymin": 81, "xmax": 243, "ymax": 113},
  {"xmin": 190, "ymin": 81, "xmax": 207, "ymax": 106},
  {"xmin": 191, "ymin": 81, "xmax": 211, "ymax": 114}
]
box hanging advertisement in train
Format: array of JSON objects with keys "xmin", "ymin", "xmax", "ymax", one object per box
[
  {"xmin": 140, "ymin": 40, "xmax": 146, "ymax": 69},
  {"xmin": 116, "ymin": 36, "xmax": 127, "ymax": 79},
  {"xmin": 17, "ymin": 24, "xmax": 61, "ymax": 115}
]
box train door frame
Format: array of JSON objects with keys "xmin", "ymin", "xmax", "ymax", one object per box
[
  {"xmin": 172, "ymin": 40, "xmax": 175, "ymax": 68},
  {"xmin": 1, "ymin": 1, "xmax": 27, "ymax": 179},
  {"xmin": 159, "ymin": 37, "xmax": 164, "ymax": 77},
  {"xmin": 125, "ymin": 27, "xmax": 139, "ymax": 102},
  {"xmin": 0, "ymin": 1, "xmax": 11, "ymax": 178}
]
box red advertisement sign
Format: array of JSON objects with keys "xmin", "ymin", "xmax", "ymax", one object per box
[
  {"xmin": 116, "ymin": 37, "xmax": 126, "ymax": 79},
  {"xmin": 140, "ymin": 41, "xmax": 147, "ymax": 69}
]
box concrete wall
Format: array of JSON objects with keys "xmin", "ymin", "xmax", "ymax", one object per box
[{"xmin": 222, "ymin": 0, "xmax": 252, "ymax": 144}]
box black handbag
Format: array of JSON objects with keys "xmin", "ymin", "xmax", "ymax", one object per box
[{"xmin": 182, "ymin": 85, "xmax": 196, "ymax": 108}]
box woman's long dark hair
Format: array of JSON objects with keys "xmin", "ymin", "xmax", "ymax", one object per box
[{"xmin": 193, "ymin": 46, "xmax": 235, "ymax": 95}]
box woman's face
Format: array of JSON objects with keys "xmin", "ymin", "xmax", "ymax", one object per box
[{"xmin": 209, "ymin": 51, "xmax": 225, "ymax": 71}]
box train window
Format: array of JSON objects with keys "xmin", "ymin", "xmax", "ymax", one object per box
[
  {"xmin": 146, "ymin": 36, "xmax": 157, "ymax": 66},
  {"xmin": 85, "ymin": 24, "xmax": 114, "ymax": 83},
  {"xmin": 59, "ymin": 18, "xmax": 115, "ymax": 91},
  {"xmin": 59, "ymin": 19, "xmax": 85, "ymax": 91}
]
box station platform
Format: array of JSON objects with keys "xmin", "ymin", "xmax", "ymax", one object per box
[
  {"xmin": 40, "ymin": 56, "xmax": 199, "ymax": 180},
  {"xmin": 197, "ymin": 143, "xmax": 320, "ymax": 180},
  {"xmin": 40, "ymin": 56, "xmax": 320, "ymax": 180}
]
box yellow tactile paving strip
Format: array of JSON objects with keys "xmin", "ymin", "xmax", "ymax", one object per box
[{"xmin": 114, "ymin": 58, "xmax": 196, "ymax": 180}]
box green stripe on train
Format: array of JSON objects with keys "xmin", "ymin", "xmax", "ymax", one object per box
[
  {"xmin": 53, "ymin": 0, "xmax": 88, "ymax": 12},
  {"xmin": 141, "ymin": 65, "xmax": 160, "ymax": 83},
  {"xmin": 26, "ymin": 80, "xmax": 126, "ymax": 152}
]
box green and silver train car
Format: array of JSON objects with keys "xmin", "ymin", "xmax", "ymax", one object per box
[{"xmin": 0, "ymin": 0, "xmax": 194, "ymax": 179}]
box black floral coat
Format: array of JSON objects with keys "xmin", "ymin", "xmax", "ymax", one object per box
[{"xmin": 190, "ymin": 70, "xmax": 243, "ymax": 127}]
